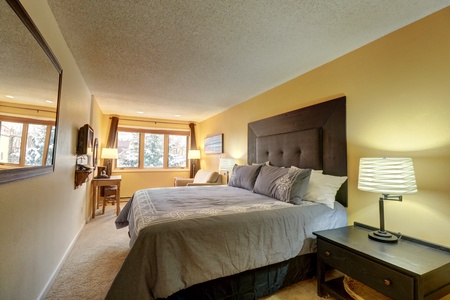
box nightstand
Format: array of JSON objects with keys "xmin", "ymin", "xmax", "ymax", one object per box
[{"xmin": 314, "ymin": 223, "xmax": 450, "ymax": 300}]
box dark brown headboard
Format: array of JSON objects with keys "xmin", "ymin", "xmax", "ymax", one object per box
[{"xmin": 248, "ymin": 97, "xmax": 347, "ymax": 207}]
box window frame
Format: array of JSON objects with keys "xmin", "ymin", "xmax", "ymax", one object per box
[{"xmin": 116, "ymin": 127, "xmax": 189, "ymax": 170}]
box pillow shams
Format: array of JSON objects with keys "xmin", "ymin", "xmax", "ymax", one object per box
[
  {"xmin": 253, "ymin": 165, "xmax": 311, "ymax": 203},
  {"xmin": 228, "ymin": 164, "xmax": 262, "ymax": 191},
  {"xmin": 303, "ymin": 172, "xmax": 347, "ymax": 209}
]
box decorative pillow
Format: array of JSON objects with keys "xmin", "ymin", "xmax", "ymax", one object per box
[
  {"xmin": 303, "ymin": 172, "xmax": 347, "ymax": 209},
  {"xmin": 253, "ymin": 165, "xmax": 312, "ymax": 203},
  {"xmin": 289, "ymin": 168, "xmax": 313, "ymax": 204},
  {"xmin": 228, "ymin": 164, "xmax": 262, "ymax": 191}
]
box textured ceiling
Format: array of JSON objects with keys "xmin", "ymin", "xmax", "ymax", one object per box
[{"xmin": 47, "ymin": 0, "xmax": 449, "ymax": 122}]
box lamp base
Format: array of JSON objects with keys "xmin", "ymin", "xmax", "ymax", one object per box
[{"xmin": 368, "ymin": 230, "xmax": 399, "ymax": 243}]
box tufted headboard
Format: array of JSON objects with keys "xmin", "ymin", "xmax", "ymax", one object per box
[{"xmin": 248, "ymin": 97, "xmax": 347, "ymax": 207}]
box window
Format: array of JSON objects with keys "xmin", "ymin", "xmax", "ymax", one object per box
[
  {"xmin": 0, "ymin": 117, "xmax": 55, "ymax": 167},
  {"xmin": 117, "ymin": 131, "xmax": 140, "ymax": 168},
  {"xmin": 116, "ymin": 128, "xmax": 188, "ymax": 170},
  {"xmin": 144, "ymin": 133, "xmax": 164, "ymax": 168}
]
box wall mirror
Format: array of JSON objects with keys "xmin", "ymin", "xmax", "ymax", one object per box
[{"xmin": 0, "ymin": 0, "xmax": 62, "ymax": 184}]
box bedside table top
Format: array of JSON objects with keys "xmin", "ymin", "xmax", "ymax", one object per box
[{"xmin": 314, "ymin": 224, "xmax": 450, "ymax": 276}]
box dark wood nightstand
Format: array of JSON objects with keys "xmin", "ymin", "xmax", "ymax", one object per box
[{"xmin": 314, "ymin": 223, "xmax": 450, "ymax": 300}]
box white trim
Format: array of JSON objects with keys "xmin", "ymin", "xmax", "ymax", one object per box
[{"xmin": 37, "ymin": 222, "xmax": 86, "ymax": 300}]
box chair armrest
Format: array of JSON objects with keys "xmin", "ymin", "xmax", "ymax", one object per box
[
  {"xmin": 186, "ymin": 182, "xmax": 224, "ymax": 186},
  {"xmin": 174, "ymin": 177, "xmax": 194, "ymax": 186}
]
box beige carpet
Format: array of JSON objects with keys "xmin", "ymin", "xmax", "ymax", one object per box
[
  {"xmin": 45, "ymin": 203, "xmax": 130, "ymax": 299},
  {"xmin": 45, "ymin": 202, "xmax": 338, "ymax": 300}
]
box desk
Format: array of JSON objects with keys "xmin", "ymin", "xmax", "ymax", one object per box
[{"xmin": 90, "ymin": 175, "xmax": 122, "ymax": 219}]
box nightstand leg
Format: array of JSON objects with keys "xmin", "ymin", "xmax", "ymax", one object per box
[{"xmin": 317, "ymin": 257, "xmax": 326, "ymax": 297}]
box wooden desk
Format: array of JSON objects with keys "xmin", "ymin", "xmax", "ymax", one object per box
[{"xmin": 90, "ymin": 175, "xmax": 122, "ymax": 219}]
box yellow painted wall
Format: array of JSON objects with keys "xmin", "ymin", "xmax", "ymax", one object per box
[
  {"xmin": 199, "ymin": 7, "xmax": 450, "ymax": 247},
  {"xmin": 0, "ymin": 0, "xmax": 95, "ymax": 298},
  {"xmin": 112, "ymin": 170, "xmax": 190, "ymax": 197}
]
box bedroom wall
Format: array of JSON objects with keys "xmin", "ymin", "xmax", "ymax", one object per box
[
  {"xmin": 199, "ymin": 7, "xmax": 450, "ymax": 247},
  {"xmin": 0, "ymin": 0, "xmax": 98, "ymax": 299}
]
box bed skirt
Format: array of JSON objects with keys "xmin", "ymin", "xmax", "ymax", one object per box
[{"xmin": 164, "ymin": 253, "xmax": 316, "ymax": 300}]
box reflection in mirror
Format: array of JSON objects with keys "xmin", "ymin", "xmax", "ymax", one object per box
[{"xmin": 0, "ymin": 0, "xmax": 62, "ymax": 184}]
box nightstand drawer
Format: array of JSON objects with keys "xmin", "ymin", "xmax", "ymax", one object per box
[{"xmin": 318, "ymin": 239, "xmax": 414, "ymax": 299}]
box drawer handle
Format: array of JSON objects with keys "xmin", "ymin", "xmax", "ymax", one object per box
[
  {"xmin": 384, "ymin": 279, "xmax": 391, "ymax": 286},
  {"xmin": 325, "ymin": 251, "xmax": 331, "ymax": 257}
]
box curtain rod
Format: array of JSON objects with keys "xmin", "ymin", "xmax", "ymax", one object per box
[
  {"xmin": 112, "ymin": 117, "xmax": 195, "ymax": 126},
  {"xmin": 0, "ymin": 104, "xmax": 55, "ymax": 114}
]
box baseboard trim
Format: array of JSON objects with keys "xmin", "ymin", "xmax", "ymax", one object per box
[{"xmin": 37, "ymin": 222, "xmax": 86, "ymax": 300}]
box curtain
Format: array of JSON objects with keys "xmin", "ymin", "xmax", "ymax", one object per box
[
  {"xmin": 189, "ymin": 123, "xmax": 199, "ymax": 178},
  {"xmin": 104, "ymin": 116, "xmax": 119, "ymax": 176},
  {"xmin": 107, "ymin": 116, "xmax": 119, "ymax": 147}
]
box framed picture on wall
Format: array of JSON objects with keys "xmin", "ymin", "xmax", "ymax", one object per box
[{"xmin": 204, "ymin": 134, "xmax": 223, "ymax": 154}]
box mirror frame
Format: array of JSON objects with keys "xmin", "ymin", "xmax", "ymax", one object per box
[{"xmin": 0, "ymin": 0, "xmax": 62, "ymax": 185}]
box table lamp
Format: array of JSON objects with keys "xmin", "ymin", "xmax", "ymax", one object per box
[
  {"xmin": 219, "ymin": 158, "xmax": 236, "ymax": 183},
  {"xmin": 358, "ymin": 157, "xmax": 417, "ymax": 243},
  {"xmin": 188, "ymin": 149, "xmax": 201, "ymax": 176},
  {"xmin": 101, "ymin": 148, "xmax": 118, "ymax": 177}
]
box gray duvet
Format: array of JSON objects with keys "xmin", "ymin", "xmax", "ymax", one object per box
[{"xmin": 107, "ymin": 185, "xmax": 347, "ymax": 300}]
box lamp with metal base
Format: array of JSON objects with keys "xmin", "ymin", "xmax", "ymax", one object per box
[
  {"xmin": 358, "ymin": 157, "xmax": 417, "ymax": 243},
  {"xmin": 188, "ymin": 150, "xmax": 201, "ymax": 177},
  {"xmin": 219, "ymin": 157, "xmax": 236, "ymax": 184}
]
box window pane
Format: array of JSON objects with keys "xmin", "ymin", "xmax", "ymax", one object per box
[
  {"xmin": 25, "ymin": 124, "xmax": 47, "ymax": 166},
  {"xmin": 0, "ymin": 121, "xmax": 23, "ymax": 164},
  {"xmin": 46, "ymin": 126, "xmax": 56, "ymax": 166},
  {"xmin": 144, "ymin": 133, "xmax": 164, "ymax": 168},
  {"xmin": 168, "ymin": 135, "xmax": 187, "ymax": 168},
  {"xmin": 117, "ymin": 132, "xmax": 140, "ymax": 168}
]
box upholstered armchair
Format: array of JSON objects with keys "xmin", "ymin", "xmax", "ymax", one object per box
[{"xmin": 174, "ymin": 170, "xmax": 222, "ymax": 186}]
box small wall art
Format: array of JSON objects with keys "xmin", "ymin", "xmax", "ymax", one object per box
[{"xmin": 204, "ymin": 133, "xmax": 223, "ymax": 154}]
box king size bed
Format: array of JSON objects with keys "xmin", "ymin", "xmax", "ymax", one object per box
[{"xmin": 106, "ymin": 97, "xmax": 348, "ymax": 300}]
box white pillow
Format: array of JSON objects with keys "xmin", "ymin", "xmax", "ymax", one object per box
[{"xmin": 303, "ymin": 172, "xmax": 347, "ymax": 209}]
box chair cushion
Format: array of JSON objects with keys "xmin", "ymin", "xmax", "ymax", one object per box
[{"xmin": 193, "ymin": 170, "xmax": 220, "ymax": 183}]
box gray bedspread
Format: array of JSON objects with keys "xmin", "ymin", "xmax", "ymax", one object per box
[{"xmin": 107, "ymin": 185, "xmax": 347, "ymax": 300}]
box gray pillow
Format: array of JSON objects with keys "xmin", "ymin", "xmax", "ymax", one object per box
[
  {"xmin": 228, "ymin": 164, "xmax": 262, "ymax": 191},
  {"xmin": 253, "ymin": 165, "xmax": 311, "ymax": 204}
]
